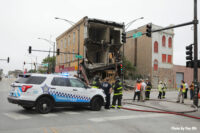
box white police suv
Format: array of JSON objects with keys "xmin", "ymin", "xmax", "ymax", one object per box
[{"xmin": 7, "ymin": 73, "xmax": 105, "ymax": 114}]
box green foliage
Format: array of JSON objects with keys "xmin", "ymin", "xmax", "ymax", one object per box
[
  {"xmin": 122, "ymin": 57, "xmax": 136, "ymax": 79},
  {"xmin": 28, "ymin": 69, "xmax": 37, "ymax": 73},
  {"xmin": 38, "ymin": 56, "xmax": 56, "ymax": 73}
]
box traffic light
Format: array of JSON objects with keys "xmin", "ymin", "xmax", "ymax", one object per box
[
  {"xmin": 186, "ymin": 44, "xmax": 193, "ymax": 68},
  {"xmin": 28, "ymin": 46, "xmax": 32, "ymax": 54},
  {"xmin": 120, "ymin": 64, "xmax": 123, "ymax": 71},
  {"xmin": 186, "ymin": 44, "xmax": 193, "ymax": 60},
  {"xmin": 7, "ymin": 57, "xmax": 9, "ymax": 63},
  {"xmin": 33, "ymin": 62, "xmax": 36, "ymax": 66},
  {"xmin": 24, "ymin": 61, "xmax": 26, "ymax": 65},
  {"xmin": 146, "ymin": 24, "xmax": 152, "ymax": 37},
  {"xmin": 122, "ymin": 32, "xmax": 126, "ymax": 43},
  {"xmin": 57, "ymin": 49, "xmax": 60, "ymax": 55}
]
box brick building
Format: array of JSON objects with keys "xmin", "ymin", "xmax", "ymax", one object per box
[
  {"xmin": 173, "ymin": 65, "xmax": 200, "ymax": 88},
  {"xmin": 55, "ymin": 16, "xmax": 124, "ymax": 83},
  {"xmin": 124, "ymin": 24, "xmax": 174, "ymax": 88}
]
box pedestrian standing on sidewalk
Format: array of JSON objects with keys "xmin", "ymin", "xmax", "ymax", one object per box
[
  {"xmin": 184, "ymin": 82, "xmax": 189, "ymax": 99},
  {"xmin": 101, "ymin": 78, "xmax": 112, "ymax": 109},
  {"xmin": 145, "ymin": 79, "xmax": 152, "ymax": 100},
  {"xmin": 189, "ymin": 82, "xmax": 194, "ymax": 100},
  {"xmin": 140, "ymin": 79, "xmax": 146, "ymax": 102},
  {"xmin": 133, "ymin": 80, "xmax": 141, "ymax": 101},
  {"xmin": 177, "ymin": 80, "xmax": 186, "ymax": 103},
  {"xmin": 158, "ymin": 81, "xmax": 163, "ymax": 99},
  {"xmin": 111, "ymin": 77, "xmax": 123, "ymax": 109},
  {"xmin": 162, "ymin": 83, "xmax": 167, "ymax": 99}
]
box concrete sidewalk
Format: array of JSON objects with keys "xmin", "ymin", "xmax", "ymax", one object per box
[{"xmin": 121, "ymin": 90, "xmax": 200, "ymax": 117}]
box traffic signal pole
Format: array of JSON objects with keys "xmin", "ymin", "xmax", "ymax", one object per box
[{"xmin": 193, "ymin": 0, "xmax": 198, "ymax": 107}]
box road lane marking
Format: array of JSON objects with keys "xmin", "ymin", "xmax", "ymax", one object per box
[
  {"xmin": 41, "ymin": 113, "xmax": 58, "ymax": 117},
  {"xmin": 88, "ymin": 113, "xmax": 169, "ymax": 122},
  {"xmin": 4, "ymin": 112, "xmax": 31, "ymax": 120},
  {"xmin": 64, "ymin": 111, "xmax": 81, "ymax": 115}
]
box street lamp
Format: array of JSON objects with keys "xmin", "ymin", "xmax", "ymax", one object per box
[
  {"xmin": 125, "ymin": 17, "xmax": 144, "ymax": 31},
  {"xmin": 38, "ymin": 37, "xmax": 56, "ymax": 73},
  {"xmin": 55, "ymin": 17, "xmax": 80, "ymax": 77},
  {"xmin": 122, "ymin": 17, "xmax": 144, "ymax": 83}
]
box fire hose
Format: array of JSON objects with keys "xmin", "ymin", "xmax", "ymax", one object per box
[{"xmin": 122, "ymin": 99, "xmax": 200, "ymax": 120}]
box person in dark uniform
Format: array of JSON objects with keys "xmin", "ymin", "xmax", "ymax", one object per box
[
  {"xmin": 92, "ymin": 76, "xmax": 101, "ymax": 88},
  {"xmin": 145, "ymin": 79, "xmax": 152, "ymax": 100},
  {"xmin": 111, "ymin": 77, "xmax": 123, "ymax": 109},
  {"xmin": 101, "ymin": 78, "xmax": 112, "ymax": 109}
]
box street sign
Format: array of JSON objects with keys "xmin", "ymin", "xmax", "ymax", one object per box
[
  {"xmin": 75, "ymin": 55, "xmax": 83, "ymax": 59},
  {"xmin": 133, "ymin": 32, "xmax": 142, "ymax": 39},
  {"xmin": 42, "ymin": 63, "xmax": 48, "ymax": 67}
]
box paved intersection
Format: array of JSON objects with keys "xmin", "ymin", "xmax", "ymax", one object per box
[{"xmin": 0, "ymin": 79, "xmax": 199, "ymax": 133}]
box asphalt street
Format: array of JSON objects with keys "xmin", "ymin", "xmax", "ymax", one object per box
[{"xmin": 0, "ymin": 78, "xmax": 199, "ymax": 133}]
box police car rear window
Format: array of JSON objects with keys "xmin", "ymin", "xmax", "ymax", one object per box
[{"xmin": 25, "ymin": 76, "xmax": 46, "ymax": 84}]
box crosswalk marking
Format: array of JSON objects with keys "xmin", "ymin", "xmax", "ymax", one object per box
[
  {"xmin": 4, "ymin": 112, "xmax": 31, "ymax": 120},
  {"xmin": 88, "ymin": 113, "xmax": 169, "ymax": 122}
]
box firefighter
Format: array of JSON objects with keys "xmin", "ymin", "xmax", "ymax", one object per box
[
  {"xmin": 145, "ymin": 79, "xmax": 152, "ymax": 100},
  {"xmin": 177, "ymin": 80, "xmax": 186, "ymax": 103},
  {"xmin": 111, "ymin": 77, "xmax": 123, "ymax": 109},
  {"xmin": 92, "ymin": 76, "xmax": 101, "ymax": 89},
  {"xmin": 158, "ymin": 81, "xmax": 163, "ymax": 99},
  {"xmin": 162, "ymin": 83, "xmax": 167, "ymax": 98}
]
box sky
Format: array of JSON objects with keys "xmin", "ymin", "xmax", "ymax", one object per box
[{"xmin": 0, "ymin": 0, "xmax": 199, "ymax": 74}]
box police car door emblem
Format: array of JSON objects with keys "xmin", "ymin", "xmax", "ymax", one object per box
[{"xmin": 42, "ymin": 84, "xmax": 50, "ymax": 94}]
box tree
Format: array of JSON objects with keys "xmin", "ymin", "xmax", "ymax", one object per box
[
  {"xmin": 123, "ymin": 57, "xmax": 136, "ymax": 79},
  {"xmin": 42, "ymin": 56, "xmax": 56, "ymax": 73}
]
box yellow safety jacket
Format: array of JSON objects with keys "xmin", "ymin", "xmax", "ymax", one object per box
[
  {"xmin": 180, "ymin": 83, "xmax": 186, "ymax": 93},
  {"xmin": 158, "ymin": 84, "xmax": 163, "ymax": 92}
]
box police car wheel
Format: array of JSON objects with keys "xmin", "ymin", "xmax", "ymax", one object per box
[
  {"xmin": 36, "ymin": 97, "xmax": 53, "ymax": 114},
  {"xmin": 22, "ymin": 106, "xmax": 33, "ymax": 110},
  {"xmin": 91, "ymin": 97, "xmax": 102, "ymax": 111}
]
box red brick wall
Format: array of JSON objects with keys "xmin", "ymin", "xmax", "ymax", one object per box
[{"xmin": 173, "ymin": 65, "xmax": 200, "ymax": 88}]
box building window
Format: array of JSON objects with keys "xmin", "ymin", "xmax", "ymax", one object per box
[
  {"xmin": 67, "ymin": 54, "xmax": 70, "ymax": 66},
  {"xmin": 154, "ymin": 41, "xmax": 158, "ymax": 53},
  {"xmin": 64, "ymin": 38, "xmax": 67, "ymax": 48},
  {"xmin": 168, "ymin": 55, "xmax": 172, "ymax": 64},
  {"xmin": 73, "ymin": 32, "xmax": 75, "ymax": 44},
  {"xmin": 168, "ymin": 37, "xmax": 172, "ymax": 48},
  {"xmin": 162, "ymin": 54, "xmax": 166, "ymax": 63},
  {"xmin": 72, "ymin": 49, "xmax": 75, "ymax": 61},
  {"xmin": 68, "ymin": 35, "xmax": 70, "ymax": 47},
  {"xmin": 64, "ymin": 55, "xmax": 66, "ymax": 64},
  {"xmin": 60, "ymin": 55, "xmax": 62, "ymax": 64},
  {"xmin": 154, "ymin": 59, "xmax": 158, "ymax": 71},
  {"xmin": 61, "ymin": 40, "xmax": 63, "ymax": 49},
  {"xmin": 162, "ymin": 35, "xmax": 166, "ymax": 47}
]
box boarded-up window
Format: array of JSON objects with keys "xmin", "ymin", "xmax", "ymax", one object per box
[
  {"xmin": 154, "ymin": 59, "xmax": 158, "ymax": 71},
  {"xmin": 162, "ymin": 54, "xmax": 166, "ymax": 63},
  {"xmin": 168, "ymin": 55, "xmax": 172, "ymax": 64},
  {"xmin": 162, "ymin": 35, "xmax": 166, "ymax": 47},
  {"xmin": 168, "ymin": 37, "xmax": 172, "ymax": 48},
  {"xmin": 154, "ymin": 41, "xmax": 158, "ymax": 53}
]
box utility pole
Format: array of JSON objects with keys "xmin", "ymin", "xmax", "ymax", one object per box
[
  {"xmin": 193, "ymin": 0, "xmax": 198, "ymax": 107},
  {"xmin": 78, "ymin": 26, "xmax": 80, "ymax": 77}
]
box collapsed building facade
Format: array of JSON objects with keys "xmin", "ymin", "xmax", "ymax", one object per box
[{"xmin": 55, "ymin": 16, "xmax": 124, "ymax": 84}]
